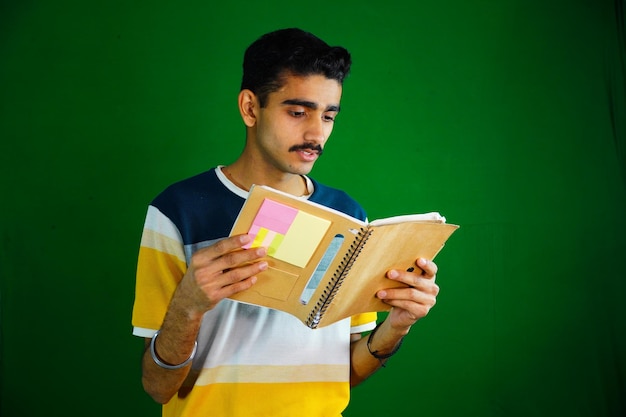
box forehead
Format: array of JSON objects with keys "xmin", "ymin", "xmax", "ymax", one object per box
[{"xmin": 268, "ymin": 74, "xmax": 343, "ymax": 106}]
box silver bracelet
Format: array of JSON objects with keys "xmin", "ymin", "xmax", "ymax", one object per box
[{"xmin": 149, "ymin": 330, "xmax": 198, "ymax": 370}]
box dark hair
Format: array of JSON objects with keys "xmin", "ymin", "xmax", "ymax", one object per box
[{"xmin": 240, "ymin": 28, "xmax": 352, "ymax": 107}]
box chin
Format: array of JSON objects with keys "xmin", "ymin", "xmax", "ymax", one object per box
[{"xmin": 290, "ymin": 164, "xmax": 315, "ymax": 176}]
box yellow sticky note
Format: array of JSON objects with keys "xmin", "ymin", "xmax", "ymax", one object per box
[
  {"xmin": 273, "ymin": 211, "xmax": 330, "ymax": 267},
  {"xmin": 251, "ymin": 227, "xmax": 269, "ymax": 248},
  {"xmin": 268, "ymin": 232, "xmax": 284, "ymax": 256}
]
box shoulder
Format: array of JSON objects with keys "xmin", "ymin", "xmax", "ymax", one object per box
[
  {"xmin": 149, "ymin": 169, "xmax": 244, "ymax": 238},
  {"xmin": 153, "ymin": 170, "xmax": 220, "ymax": 202},
  {"xmin": 151, "ymin": 169, "xmax": 238, "ymax": 211},
  {"xmin": 308, "ymin": 178, "xmax": 367, "ymax": 221},
  {"xmin": 150, "ymin": 169, "xmax": 243, "ymax": 221}
]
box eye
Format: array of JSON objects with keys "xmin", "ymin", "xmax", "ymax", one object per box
[
  {"xmin": 323, "ymin": 113, "xmax": 336, "ymax": 122},
  {"xmin": 288, "ymin": 110, "xmax": 306, "ymax": 117}
]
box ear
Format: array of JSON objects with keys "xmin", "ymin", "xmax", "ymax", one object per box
[{"xmin": 238, "ymin": 89, "xmax": 257, "ymax": 127}]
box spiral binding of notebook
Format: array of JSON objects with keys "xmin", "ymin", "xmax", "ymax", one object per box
[{"xmin": 306, "ymin": 227, "xmax": 374, "ymax": 328}]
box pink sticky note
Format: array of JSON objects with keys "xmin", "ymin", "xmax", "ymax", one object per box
[{"xmin": 252, "ymin": 199, "xmax": 299, "ymax": 234}]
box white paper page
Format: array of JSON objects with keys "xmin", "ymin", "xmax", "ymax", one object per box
[{"xmin": 368, "ymin": 212, "xmax": 446, "ymax": 227}]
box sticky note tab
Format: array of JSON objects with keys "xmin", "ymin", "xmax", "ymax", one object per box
[
  {"xmin": 254, "ymin": 199, "xmax": 299, "ymax": 234},
  {"xmin": 245, "ymin": 198, "xmax": 331, "ymax": 268},
  {"xmin": 273, "ymin": 211, "xmax": 331, "ymax": 267},
  {"xmin": 244, "ymin": 199, "xmax": 298, "ymax": 249}
]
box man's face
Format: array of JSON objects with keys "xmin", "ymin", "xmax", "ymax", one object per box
[{"xmin": 252, "ymin": 74, "xmax": 343, "ymax": 176}]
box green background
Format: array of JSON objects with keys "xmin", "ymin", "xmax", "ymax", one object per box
[{"xmin": 1, "ymin": 1, "xmax": 625, "ymax": 416}]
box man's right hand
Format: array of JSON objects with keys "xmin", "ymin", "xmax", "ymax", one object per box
[{"xmin": 181, "ymin": 234, "xmax": 268, "ymax": 318}]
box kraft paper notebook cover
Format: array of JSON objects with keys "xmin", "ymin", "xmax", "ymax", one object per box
[{"xmin": 228, "ymin": 185, "xmax": 459, "ymax": 329}]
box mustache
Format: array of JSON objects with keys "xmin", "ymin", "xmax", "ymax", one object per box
[{"xmin": 289, "ymin": 143, "xmax": 324, "ymax": 156}]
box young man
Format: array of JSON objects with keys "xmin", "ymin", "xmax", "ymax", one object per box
[{"xmin": 132, "ymin": 28, "xmax": 440, "ymax": 417}]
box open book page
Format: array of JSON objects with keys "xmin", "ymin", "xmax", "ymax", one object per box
[
  {"xmin": 313, "ymin": 220, "xmax": 459, "ymax": 327},
  {"xmin": 369, "ymin": 212, "xmax": 447, "ymax": 227},
  {"xmin": 231, "ymin": 184, "xmax": 367, "ymax": 229},
  {"xmin": 228, "ymin": 185, "xmax": 366, "ymax": 325},
  {"xmin": 228, "ymin": 184, "xmax": 459, "ymax": 328}
]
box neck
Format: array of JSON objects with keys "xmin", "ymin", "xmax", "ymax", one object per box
[{"xmin": 222, "ymin": 164, "xmax": 309, "ymax": 196}]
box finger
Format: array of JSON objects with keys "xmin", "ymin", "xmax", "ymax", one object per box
[
  {"xmin": 218, "ymin": 245, "xmax": 268, "ymax": 271},
  {"xmin": 376, "ymin": 288, "xmax": 437, "ymax": 320},
  {"xmin": 387, "ymin": 299, "xmax": 435, "ymax": 321},
  {"xmin": 194, "ymin": 252, "xmax": 268, "ymax": 301},
  {"xmin": 209, "ymin": 234, "xmax": 255, "ymax": 257},
  {"xmin": 192, "ymin": 246, "xmax": 268, "ymax": 288},
  {"xmin": 194, "ymin": 236, "xmax": 267, "ymax": 272},
  {"xmin": 209, "ymin": 260, "xmax": 269, "ymax": 298},
  {"xmin": 221, "ymin": 260, "xmax": 268, "ymax": 288},
  {"xmin": 378, "ymin": 280, "xmax": 439, "ymax": 302},
  {"xmin": 416, "ymin": 258, "xmax": 438, "ymax": 279},
  {"xmin": 386, "ymin": 268, "xmax": 436, "ymax": 288}
]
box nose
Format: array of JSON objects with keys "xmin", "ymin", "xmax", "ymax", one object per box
[{"xmin": 303, "ymin": 116, "xmax": 327, "ymax": 144}]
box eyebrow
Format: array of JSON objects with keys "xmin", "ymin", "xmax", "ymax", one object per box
[{"xmin": 281, "ymin": 99, "xmax": 340, "ymax": 113}]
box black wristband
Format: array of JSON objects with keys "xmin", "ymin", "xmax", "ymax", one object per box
[{"xmin": 366, "ymin": 324, "xmax": 404, "ymax": 367}]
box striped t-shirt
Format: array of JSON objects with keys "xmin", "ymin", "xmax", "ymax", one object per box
[{"xmin": 132, "ymin": 167, "xmax": 377, "ymax": 417}]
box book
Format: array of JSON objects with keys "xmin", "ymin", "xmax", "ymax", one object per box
[{"xmin": 228, "ymin": 184, "xmax": 459, "ymax": 329}]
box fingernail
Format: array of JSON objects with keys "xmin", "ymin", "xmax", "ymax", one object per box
[
  {"xmin": 256, "ymin": 247, "xmax": 267, "ymax": 256},
  {"xmin": 418, "ymin": 258, "xmax": 427, "ymax": 266},
  {"xmin": 388, "ymin": 270, "xmax": 399, "ymax": 279},
  {"xmin": 378, "ymin": 290, "xmax": 387, "ymax": 299},
  {"xmin": 258, "ymin": 261, "xmax": 268, "ymax": 271}
]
